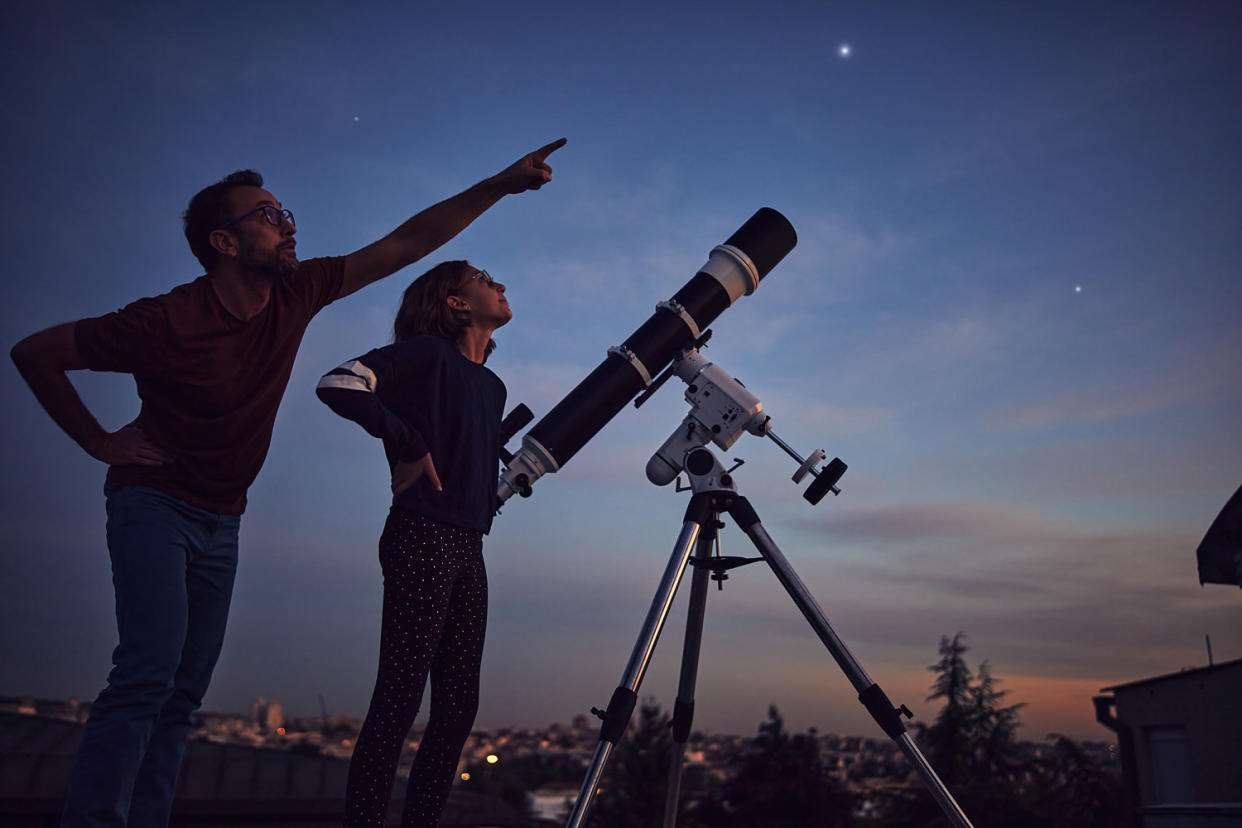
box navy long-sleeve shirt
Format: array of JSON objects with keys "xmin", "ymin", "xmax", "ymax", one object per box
[{"xmin": 316, "ymin": 335, "xmax": 506, "ymax": 533}]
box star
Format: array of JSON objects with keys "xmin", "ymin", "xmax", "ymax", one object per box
[
  {"xmin": 839, "ymin": 44, "xmax": 852, "ymax": 59},
  {"xmin": 353, "ymin": 116, "xmax": 360, "ymax": 122},
  {"xmin": 1074, "ymin": 285, "xmax": 1082, "ymax": 293}
]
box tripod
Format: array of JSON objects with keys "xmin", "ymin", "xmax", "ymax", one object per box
[{"xmin": 564, "ymin": 447, "xmax": 974, "ymax": 828}]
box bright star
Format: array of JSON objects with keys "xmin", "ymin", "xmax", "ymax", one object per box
[
  {"xmin": 838, "ymin": 44, "xmax": 852, "ymax": 59},
  {"xmin": 1074, "ymin": 285, "xmax": 1082, "ymax": 293}
]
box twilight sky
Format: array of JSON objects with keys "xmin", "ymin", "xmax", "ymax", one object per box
[{"xmin": 2, "ymin": 2, "xmax": 1239, "ymax": 743}]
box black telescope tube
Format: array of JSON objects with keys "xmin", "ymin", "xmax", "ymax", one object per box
[{"xmin": 526, "ymin": 208, "xmax": 796, "ymax": 469}]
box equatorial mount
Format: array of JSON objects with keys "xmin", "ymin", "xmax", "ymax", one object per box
[{"xmin": 638, "ymin": 331, "xmax": 848, "ymax": 504}]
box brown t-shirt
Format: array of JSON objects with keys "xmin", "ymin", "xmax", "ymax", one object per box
[{"xmin": 74, "ymin": 257, "xmax": 347, "ymax": 514}]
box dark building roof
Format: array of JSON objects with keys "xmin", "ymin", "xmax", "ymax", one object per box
[
  {"xmin": 1100, "ymin": 658, "xmax": 1242, "ymax": 693},
  {"xmin": 0, "ymin": 712, "xmax": 528, "ymax": 826}
]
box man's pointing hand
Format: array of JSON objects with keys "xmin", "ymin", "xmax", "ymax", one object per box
[{"xmin": 497, "ymin": 137, "xmax": 567, "ymax": 193}]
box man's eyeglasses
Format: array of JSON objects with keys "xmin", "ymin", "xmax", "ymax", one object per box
[
  {"xmin": 470, "ymin": 269, "xmax": 498, "ymax": 288},
  {"xmin": 220, "ymin": 205, "xmax": 295, "ymax": 230}
]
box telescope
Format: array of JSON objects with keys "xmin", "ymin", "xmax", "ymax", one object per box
[
  {"xmin": 494, "ymin": 207, "xmax": 976, "ymax": 827},
  {"xmin": 498, "ymin": 207, "xmax": 797, "ymax": 502}
]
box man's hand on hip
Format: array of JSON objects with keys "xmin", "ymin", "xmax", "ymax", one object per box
[{"xmin": 93, "ymin": 423, "xmax": 174, "ymax": 466}]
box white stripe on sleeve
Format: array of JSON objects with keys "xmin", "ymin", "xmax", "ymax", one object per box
[{"xmin": 317, "ymin": 359, "xmax": 379, "ymax": 392}]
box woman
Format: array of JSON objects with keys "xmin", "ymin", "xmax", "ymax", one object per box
[{"xmin": 316, "ymin": 259, "xmax": 511, "ymax": 826}]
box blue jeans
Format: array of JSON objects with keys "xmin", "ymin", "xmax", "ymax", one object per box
[{"xmin": 62, "ymin": 486, "xmax": 240, "ymax": 828}]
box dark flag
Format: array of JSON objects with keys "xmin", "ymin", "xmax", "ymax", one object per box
[{"xmin": 1197, "ymin": 484, "xmax": 1242, "ymax": 588}]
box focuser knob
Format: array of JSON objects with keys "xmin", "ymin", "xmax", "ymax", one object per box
[{"xmin": 515, "ymin": 473, "xmax": 533, "ymax": 498}]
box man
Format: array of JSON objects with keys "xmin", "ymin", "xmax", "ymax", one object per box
[{"xmin": 10, "ymin": 137, "xmax": 566, "ymax": 827}]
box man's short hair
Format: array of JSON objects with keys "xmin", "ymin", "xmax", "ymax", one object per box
[{"xmin": 183, "ymin": 170, "xmax": 264, "ymax": 271}]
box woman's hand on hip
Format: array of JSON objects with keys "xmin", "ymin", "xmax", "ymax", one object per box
[{"xmin": 392, "ymin": 454, "xmax": 442, "ymax": 496}]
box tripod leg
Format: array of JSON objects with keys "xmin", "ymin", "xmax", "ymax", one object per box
[
  {"xmin": 565, "ymin": 516, "xmax": 705, "ymax": 828},
  {"xmin": 663, "ymin": 527, "xmax": 716, "ymax": 827},
  {"xmin": 727, "ymin": 499, "xmax": 975, "ymax": 828}
]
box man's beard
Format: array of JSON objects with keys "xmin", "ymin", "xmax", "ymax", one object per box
[{"xmin": 238, "ymin": 238, "xmax": 298, "ymax": 282}]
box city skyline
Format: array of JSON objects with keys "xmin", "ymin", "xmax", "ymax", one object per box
[{"xmin": 2, "ymin": 1, "xmax": 1239, "ymax": 744}]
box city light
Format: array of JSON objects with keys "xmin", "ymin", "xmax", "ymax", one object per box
[{"xmin": 486, "ymin": 754, "xmax": 499, "ymax": 764}]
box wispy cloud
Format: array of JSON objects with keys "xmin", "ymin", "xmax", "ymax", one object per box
[
  {"xmin": 955, "ymin": 439, "xmax": 1241, "ymax": 503},
  {"xmin": 914, "ymin": 35, "xmax": 1210, "ymax": 189},
  {"xmin": 982, "ymin": 326, "xmax": 1242, "ymax": 431}
]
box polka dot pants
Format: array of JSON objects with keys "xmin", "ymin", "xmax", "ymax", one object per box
[{"xmin": 344, "ymin": 509, "xmax": 487, "ymax": 827}]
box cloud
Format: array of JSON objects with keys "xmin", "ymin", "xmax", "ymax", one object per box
[
  {"xmin": 767, "ymin": 498, "xmax": 1240, "ymax": 678},
  {"xmin": 810, "ymin": 500, "xmax": 1064, "ymax": 545},
  {"xmin": 768, "ymin": 399, "xmax": 897, "ymax": 439},
  {"xmin": 982, "ymin": 326, "xmax": 1242, "ymax": 431},
  {"xmin": 913, "ymin": 39, "xmax": 1205, "ymax": 189},
  {"xmin": 957, "ymin": 439, "xmax": 1241, "ymax": 503},
  {"xmin": 791, "ymin": 308, "xmax": 1018, "ymax": 404},
  {"xmin": 774, "ymin": 212, "xmax": 920, "ymax": 298}
]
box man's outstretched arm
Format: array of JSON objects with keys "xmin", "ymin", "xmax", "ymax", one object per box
[
  {"xmin": 339, "ymin": 137, "xmax": 567, "ymax": 298},
  {"xmin": 10, "ymin": 324, "xmax": 172, "ymax": 466}
]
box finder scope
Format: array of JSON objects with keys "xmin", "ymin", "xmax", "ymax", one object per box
[{"xmin": 498, "ymin": 208, "xmax": 797, "ymax": 502}]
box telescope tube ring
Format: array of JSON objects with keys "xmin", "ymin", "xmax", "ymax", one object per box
[
  {"xmin": 656, "ymin": 299, "xmax": 701, "ymax": 340},
  {"xmin": 607, "ymin": 345, "xmax": 654, "ymax": 387}
]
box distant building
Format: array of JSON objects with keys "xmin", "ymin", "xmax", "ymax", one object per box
[
  {"xmin": 1095, "ymin": 658, "xmax": 1242, "ymax": 827},
  {"xmin": 528, "ymin": 782, "xmax": 579, "ymax": 824},
  {"xmin": 0, "ymin": 697, "xmax": 86, "ymax": 723},
  {"xmin": 250, "ymin": 696, "xmax": 283, "ymax": 732},
  {"xmin": 0, "ymin": 711, "xmax": 525, "ymax": 826}
]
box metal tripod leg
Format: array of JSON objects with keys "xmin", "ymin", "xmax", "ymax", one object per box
[
  {"xmin": 732, "ymin": 506, "xmax": 975, "ymax": 828},
  {"xmin": 662, "ymin": 525, "xmax": 716, "ymax": 827},
  {"xmin": 565, "ymin": 518, "xmax": 704, "ymax": 828},
  {"xmin": 563, "ymin": 467, "xmax": 973, "ymax": 828}
]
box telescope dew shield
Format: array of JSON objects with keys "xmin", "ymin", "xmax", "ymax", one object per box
[{"xmin": 498, "ymin": 207, "xmax": 796, "ymax": 503}]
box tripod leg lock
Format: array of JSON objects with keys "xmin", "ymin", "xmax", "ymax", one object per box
[
  {"xmin": 858, "ymin": 683, "xmax": 913, "ymax": 740},
  {"xmin": 598, "ymin": 687, "xmax": 638, "ymax": 744}
]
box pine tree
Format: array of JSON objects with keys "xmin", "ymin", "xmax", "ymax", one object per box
[
  {"xmin": 875, "ymin": 633, "xmax": 1035, "ymax": 826},
  {"xmin": 966, "ymin": 659, "xmax": 1025, "ymax": 780},
  {"xmin": 919, "ymin": 632, "xmax": 975, "ymax": 787}
]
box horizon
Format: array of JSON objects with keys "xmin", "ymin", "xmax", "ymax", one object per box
[
  {"xmin": 2, "ymin": 1, "xmax": 1239, "ymax": 747},
  {"xmin": 7, "ymin": 685, "xmax": 1142, "ymax": 745}
]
